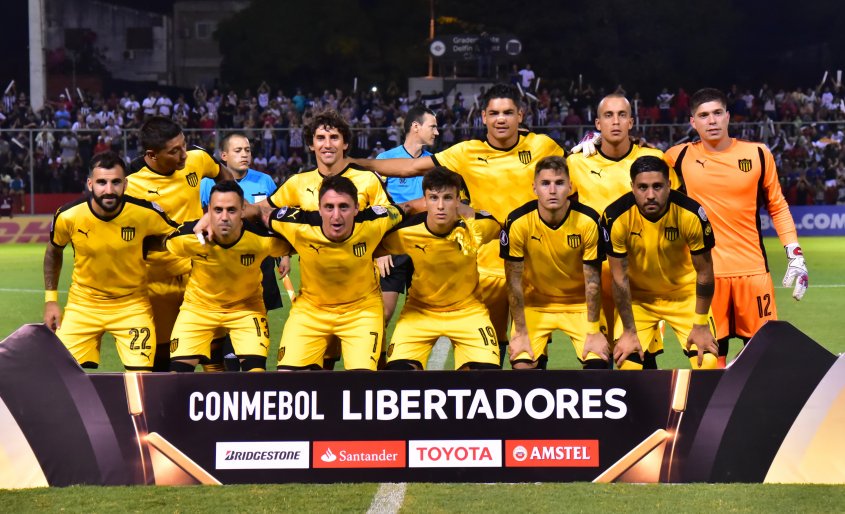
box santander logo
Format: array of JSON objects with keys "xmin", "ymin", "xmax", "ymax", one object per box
[
  {"xmin": 312, "ymin": 441, "xmax": 405, "ymax": 468},
  {"xmin": 320, "ymin": 448, "xmax": 337, "ymax": 463}
]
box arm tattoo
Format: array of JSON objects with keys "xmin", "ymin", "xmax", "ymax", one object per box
[
  {"xmin": 583, "ymin": 263, "xmax": 602, "ymax": 322},
  {"xmin": 611, "ymin": 257, "xmax": 636, "ymax": 331},
  {"xmin": 43, "ymin": 245, "xmax": 63, "ymax": 291},
  {"xmin": 505, "ymin": 260, "xmax": 527, "ymax": 331}
]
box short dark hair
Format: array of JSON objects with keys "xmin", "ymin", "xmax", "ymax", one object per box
[
  {"xmin": 534, "ymin": 155, "xmax": 569, "ymax": 177},
  {"xmin": 689, "ymin": 88, "xmax": 728, "ymax": 115},
  {"xmin": 481, "ymin": 83, "xmax": 522, "ymax": 111},
  {"xmin": 422, "ymin": 166, "xmax": 462, "ymax": 193},
  {"xmin": 220, "ymin": 132, "xmax": 250, "ymax": 152},
  {"xmin": 139, "ymin": 116, "xmax": 183, "ymax": 151},
  {"xmin": 630, "ymin": 155, "xmax": 670, "ymax": 181},
  {"xmin": 404, "ymin": 106, "xmax": 436, "ymax": 134},
  {"xmin": 209, "ymin": 180, "xmax": 245, "ymax": 201},
  {"xmin": 304, "ymin": 109, "xmax": 351, "ymax": 149},
  {"xmin": 89, "ymin": 151, "xmax": 127, "ymax": 177},
  {"xmin": 319, "ymin": 174, "xmax": 358, "ymax": 203}
]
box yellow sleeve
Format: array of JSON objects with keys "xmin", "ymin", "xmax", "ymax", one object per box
[
  {"xmin": 501, "ymin": 216, "xmax": 527, "ymax": 261},
  {"xmin": 581, "ymin": 217, "xmax": 603, "ymax": 264},
  {"xmin": 370, "ymin": 177, "xmax": 392, "ymax": 206},
  {"xmin": 474, "ymin": 215, "xmax": 502, "ymax": 245},
  {"xmin": 196, "ymin": 149, "xmax": 220, "ymax": 179},
  {"xmin": 50, "ymin": 211, "xmax": 71, "ymax": 247},
  {"xmin": 268, "ymin": 178, "xmax": 297, "ymax": 209},
  {"xmin": 269, "ymin": 236, "xmax": 293, "ymax": 257},
  {"xmin": 380, "ymin": 231, "xmax": 405, "ymax": 255},
  {"xmin": 165, "ymin": 234, "xmax": 192, "ymax": 258},
  {"xmin": 603, "ymin": 212, "xmax": 629, "ymax": 258}
]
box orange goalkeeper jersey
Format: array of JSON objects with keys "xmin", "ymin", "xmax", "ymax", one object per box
[{"xmin": 664, "ymin": 139, "xmax": 797, "ymax": 277}]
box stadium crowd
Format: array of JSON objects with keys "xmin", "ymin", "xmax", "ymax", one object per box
[{"xmin": 2, "ymin": 77, "xmax": 845, "ymax": 206}]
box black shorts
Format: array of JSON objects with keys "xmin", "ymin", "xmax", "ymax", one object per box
[{"xmin": 380, "ymin": 254, "xmax": 413, "ymax": 294}]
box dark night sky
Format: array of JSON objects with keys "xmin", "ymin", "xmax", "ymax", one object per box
[{"xmin": 4, "ymin": 1, "xmax": 842, "ymax": 94}]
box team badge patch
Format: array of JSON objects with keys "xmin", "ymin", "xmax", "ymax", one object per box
[
  {"xmin": 704, "ymin": 223, "xmax": 713, "ymax": 236},
  {"xmin": 353, "ymin": 242, "xmax": 367, "ymax": 257},
  {"xmin": 518, "ymin": 150, "xmax": 532, "ymax": 165},
  {"xmin": 567, "ymin": 234, "xmax": 581, "ymax": 248},
  {"xmin": 151, "ymin": 201, "xmax": 163, "ymax": 212},
  {"xmin": 121, "ymin": 226, "xmax": 136, "ymax": 241},
  {"xmin": 372, "ymin": 205, "xmax": 387, "ymax": 215},
  {"xmin": 698, "ymin": 206, "xmax": 708, "ymax": 221},
  {"xmin": 240, "ymin": 254, "xmax": 255, "ymax": 266},
  {"xmin": 737, "ymin": 159, "xmax": 752, "ymax": 172},
  {"xmin": 275, "ymin": 207, "xmax": 288, "ymax": 219},
  {"xmin": 665, "ymin": 227, "xmax": 680, "ymax": 241},
  {"xmin": 185, "ymin": 172, "xmax": 199, "ymax": 187},
  {"xmin": 277, "ymin": 347, "xmax": 285, "ymax": 361},
  {"xmin": 499, "ymin": 230, "xmax": 509, "ymax": 246},
  {"xmin": 169, "ymin": 338, "xmax": 179, "ymax": 353}
]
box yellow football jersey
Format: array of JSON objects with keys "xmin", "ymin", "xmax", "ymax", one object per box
[
  {"xmin": 501, "ymin": 199, "xmax": 603, "ymax": 309},
  {"xmin": 566, "ymin": 145, "xmax": 681, "ymax": 214},
  {"xmin": 601, "ymin": 190, "xmax": 715, "ymax": 299},
  {"xmin": 166, "ymin": 221, "xmax": 292, "ymax": 312},
  {"xmin": 126, "ymin": 148, "xmax": 220, "ymax": 277},
  {"xmin": 50, "ymin": 196, "xmax": 179, "ymax": 306},
  {"xmin": 432, "ymin": 132, "xmax": 564, "ymax": 276},
  {"xmin": 380, "ymin": 212, "xmax": 501, "ymax": 311},
  {"xmin": 267, "ymin": 163, "xmax": 392, "ymax": 210},
  {"xmin": 268, "ymin": 205, "xmax": 402, "ymax": 307}
]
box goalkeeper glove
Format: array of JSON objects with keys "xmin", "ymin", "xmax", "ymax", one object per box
[
  {"xmin": 783, "ymin": 243, "xmax": 808, "ymax": 301},
  {"xmin": 570, "ymin": 131, "xmax": 601, "ymax": 157}
]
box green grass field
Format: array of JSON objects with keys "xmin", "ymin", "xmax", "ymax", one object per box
[
  {"xmin": 2, "ymin": 237, "xmax": 843, "ymax": 368},
  {"xmin": 1, "ymin": 237, "xmax": 843, "ymax": 509}
]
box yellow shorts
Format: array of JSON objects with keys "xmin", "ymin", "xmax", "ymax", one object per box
[
  {"xmin": 613, "ymin": 296, "xmax": 716, "ymax": 356},
  {"xmin": 57, "ymin": 300, "xmax": 156, "ymax": 370},
  {"xmin": 511, "ymin": 306, "xmax": 607, "ymax": 363},
  {"xmin": 148, "ymin": 273, "xmax": 188, "ymax": 346},
  {"xmin": 170, "ymin": 304, "xmax": 271, "ymax": 361},
  {"xmin": 712, "ymin": 274, "xmax": 777, "ymax": 340},
  {"xmin": 387, "ymin": 301, "xmax": 500, "ymax": 369},
  {"xmin": 476, "ymin": 272, "xmax": 509, "ymax": 342},
  {"xmin": 278, "ymin": 295, "xmax": 383, "ymax": 370}
]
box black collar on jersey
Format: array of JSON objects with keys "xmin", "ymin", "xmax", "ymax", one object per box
[
  {"xmin": 319, "ymin": 221, "xmax": 356, "ymax": 244},
  {"xmin": 424, "ymin": 217, "xmax": 465, "ymax": 238},
  {"xmin": 537, "ymin": 201, "xmax": 572, "ymax": 230},
  {"xmin": 216, "ymin": 224, "xmax": 246, "ymax": 249},
  {"xmin": 485, "ymin": 132, "xmax": 524, "ymax": 153},
  {"xmin": 317, "ymin": 161, "xmax": 365, "ymax": 179},
  {"xmin": 597, "ymin": 142, "xmax": 635, "ymax": 162},
  {"xmin": 87, "ymin": 196, "xmax": 126, "ymax": 222}
]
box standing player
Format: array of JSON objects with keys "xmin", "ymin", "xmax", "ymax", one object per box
[
  {"xmin": 166, "ymin": 181, "xmax": 291, "ymax": 372},
  {"xmin": 353, "ymin": 83, "xmax": 564, "ymax": 364},
  {"xmin": 380, "ymin": 167, "xmax": 501, "ymax": 370},
  {"xmin": 501, "ymin": 156, "xmax": 608, "ymax": 370},
  {"xmin": 126, "ymin": 116, "xmax": 232, "ymax": 371},
  {"xmin": 602, "ymin": 156, "xmax": 718, "ymax": 370},
  {"xmin": 266, "ymin": 175, "xmax": 403, "ymax": 370},
  {"xmin": 664, "ymin": 88, "xmax": 808, "ymax": 366},
  {"xmin": 567, "ymin": 94, "xmax": 681, "ymax": 341},
  {"xmin": 377, "ymin": 106, "xmax": 439, "ymax": 337},
  {"xmin": 199, "ymin": 132, "xmax": 283, "ymax": 371},
  {"xmin": 43, "ymin": 151, "xmax": 179, "ymax": 371}
]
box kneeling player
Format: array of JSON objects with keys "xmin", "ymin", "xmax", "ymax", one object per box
[
  {"xmin": 379, "ymin": 167, "xmax": 502, "ymax": 370},
  {"xmin": 602, "ymin": 156, "xmax": 718, "ymax": 370},
  {"xmin": 267, "ymin": 175, "xmax": 403, "ymax": 370},
  {"xmin": 502, "ymin": 156, "xmax": 609, "ymax": 370},
  {"xmin": 167, "ymin": 181, "xmax": 291, "ymax": 372},
  {"xmin": 43, "ymin": 151, "xmax": 179, "ymax": 371}
]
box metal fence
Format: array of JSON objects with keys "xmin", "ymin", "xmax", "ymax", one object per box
[{"xmin": 2, "ymin": 119, "xmax": 842, "ymax": 215}]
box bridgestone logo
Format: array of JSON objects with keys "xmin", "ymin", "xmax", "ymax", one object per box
[{"xmin": 216, "ymin": 441, "xmax": 309, "ymax": 469}]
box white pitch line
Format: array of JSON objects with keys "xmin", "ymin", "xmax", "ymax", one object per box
[{"xmin": 367, "ymin": 337, "xmax": 450, "ymax": 513}]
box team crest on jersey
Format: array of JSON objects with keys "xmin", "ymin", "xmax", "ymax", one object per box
[
  {"xmin": 567, "ymin": 234, "xmax": 581, "ymax": 248},
  {"xmin": 121, "ymin": 226, "xmax": 136, "ymax": 241},
  {"xmin": 353, "ymin": 242, "xmax": 367, "ymax": 257},
  {"xmin": 518, "ymin": 150, "xmax": 532, "ymax": 165},
  {"xmin": 185, "ymin": 172, "xmax": 199, "ymax": 187},
  {"xmin": 704, "ymin": 223, "xmax": 713, "ymax": 236},
  {"xmin": 169, "ymin": 338, "xmax": 179, "ymax": 353},
  {"xmin": 665, "ymin": 227, "xmax": 680, "ymax": 241},
  {"xmin": 737, "ymin": 159, "xmax": 752, "ymax": 172},
  {"xmin": 240, "ymin": 254, "xmax": 255, "ymax": 266}
]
